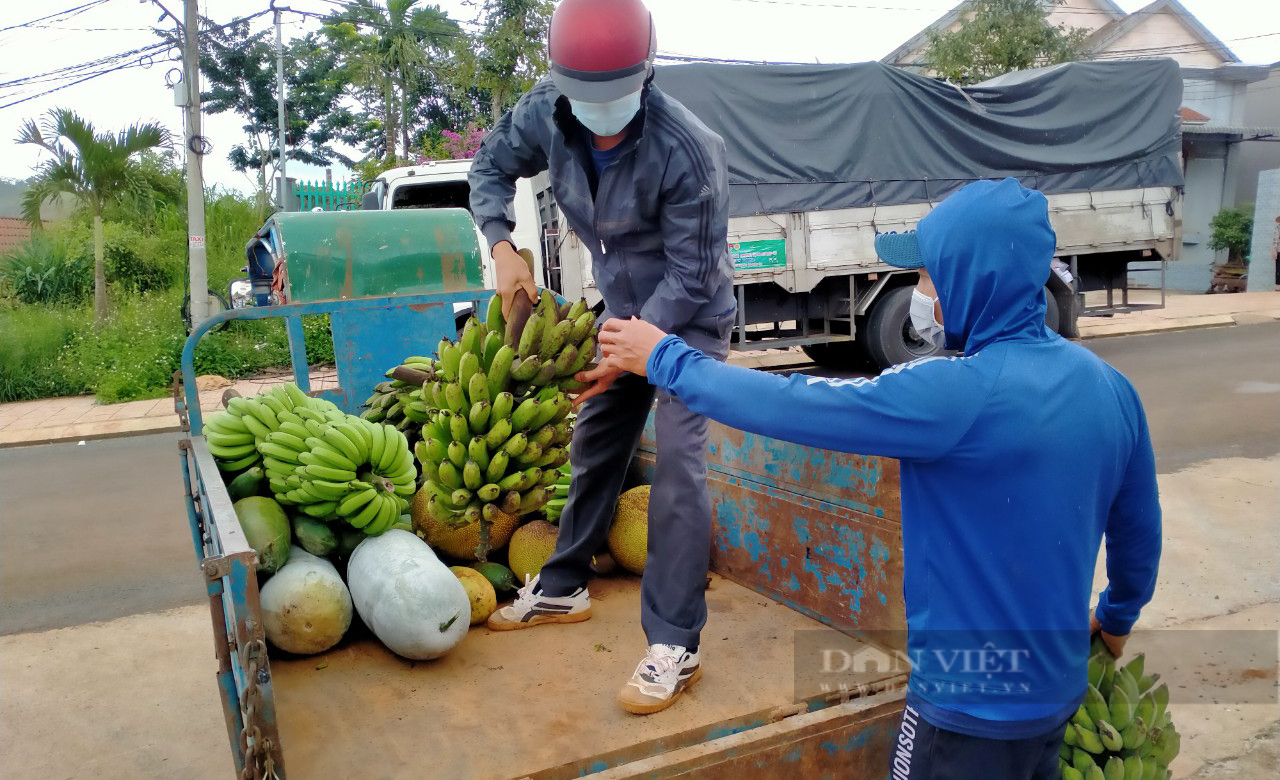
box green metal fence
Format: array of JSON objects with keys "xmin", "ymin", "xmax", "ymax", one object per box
[{"xmin": 294, "ymin": 179, "xmax": 367, "ymax": 212}]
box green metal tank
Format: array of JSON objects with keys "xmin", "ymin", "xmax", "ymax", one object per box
[{"xmin": 250, "ymin": 208, "xmax": 484, "ymax": 304}]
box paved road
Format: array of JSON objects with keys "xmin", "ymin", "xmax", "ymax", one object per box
[
  {"xmin": 1, "ymin": 323, "xmax": 1276, "ymax": 635},
  {"xmin": 0, "ymin": 433, "xmax": 203, "ymax": 635}
]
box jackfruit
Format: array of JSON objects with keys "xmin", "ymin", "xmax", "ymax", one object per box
[
  {"xmin": 507, "ymin": 519, "xmax": 559, "ymax": 585},
  {"xmin": 412, "ymin": 487, "xmax": 519, "ymax": 560},
  {"xmin": 607, "ymin": 485, "xmax": 649, "ymax": 575}
]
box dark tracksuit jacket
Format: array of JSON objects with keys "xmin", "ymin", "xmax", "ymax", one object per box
[{"xmin": 468, "ymin": 77, "xmax": 735, "ymax": 648}]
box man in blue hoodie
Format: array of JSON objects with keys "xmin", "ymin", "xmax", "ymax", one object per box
[{"xmin": 594, "ymin": 178, "xmax": 1162, "ymax": 778}]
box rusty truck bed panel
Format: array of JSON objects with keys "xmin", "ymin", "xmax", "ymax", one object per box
[{"xmin": 269, "ymin": 576, "xmax": 898, "ymax": 779}]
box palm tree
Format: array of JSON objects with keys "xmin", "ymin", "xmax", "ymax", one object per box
[
  {"xmin": 328, "ymin": 0, "xmax": 460, "ymax": 160},
  {"xmin": 17, "ymin": 109, "xmax": 171, "ymax": 321}
]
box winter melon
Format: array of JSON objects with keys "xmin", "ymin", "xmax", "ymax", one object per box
[
  {"xmin": 261, "ymin": 547, "xmax": 352, "ymax": 655},
  {"xmin": 233, "ymin": 496, "xmax": 291, "ymax": 574}
]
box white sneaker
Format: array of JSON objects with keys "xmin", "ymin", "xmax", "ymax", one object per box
[
  {"xmin": 618, "ymin": 644, "xmax": 703, "ymax": 714},
  {"xmin": 485, "ymin": 573, "xmax": 591, "ymax": 631}
]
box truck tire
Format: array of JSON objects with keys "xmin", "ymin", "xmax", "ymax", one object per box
[
  {"xmin": 1043, "ymin": 288, "xmax": 1060, "ymax": 334},
  {"xmin": 860, "ymin": 285, "xmax": 942, "ymax": 369},
  {"xmin": 800, "ymin": 340, "xmax": 869, "ymax": 369}
]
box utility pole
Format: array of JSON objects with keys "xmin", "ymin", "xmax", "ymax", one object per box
[
  {"xmin": 274, "ymin": 4, "xmax": 289, "ymax": 212},
  {"xmin": 181, "ymin": 0, "xmax": 209, "ymax": 326}
]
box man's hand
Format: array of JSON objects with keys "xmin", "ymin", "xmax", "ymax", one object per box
[
  {"xmin": 492, "ymin": 241, "xmax": 538, "ymax": 318},
  {"xmin": 1090, "ymin": 613, "xmax": 1129, "ymax": 659},
  {"xmin": 598, "ymin": 317, "xmax": 669, "ymax": 377},
  {"xmin": 571, "ymin": 360, "xmax": 625, "ymax": 407}
]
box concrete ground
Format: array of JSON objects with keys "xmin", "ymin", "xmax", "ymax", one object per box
[{"xmin": 0, "ymin": 324, "xmax": 1276, "ymax": 778}]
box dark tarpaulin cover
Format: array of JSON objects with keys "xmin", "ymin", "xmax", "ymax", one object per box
[{"xmin": 651, "ymin": 59, "xmax": 1184, "ymax": 218}]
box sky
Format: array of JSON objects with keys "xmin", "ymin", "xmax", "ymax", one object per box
[{"xmin": 1, "ymin": 0, "xmax": 1277, "ymax": 194}]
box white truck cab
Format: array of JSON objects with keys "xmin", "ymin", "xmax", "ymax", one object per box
[{"xmin": 361, "ymin": 162, "xmax": 551, "ymax": 313}]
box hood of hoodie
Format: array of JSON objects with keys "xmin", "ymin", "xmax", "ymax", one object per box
[{"xmin": 916, "ymin": 178, "xmax": 1057, "ymax": 354}]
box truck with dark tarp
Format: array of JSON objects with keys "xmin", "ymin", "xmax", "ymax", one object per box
[{"xmin": 363, "ymin": 58, "xmax": 1185, "ymax": 369}]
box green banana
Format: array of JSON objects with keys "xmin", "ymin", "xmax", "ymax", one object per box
[
  {"xmin": 516, "ymin": 466, "xmax": 542, "ymax": 492},
  {"xmin": 303, "ymin": 463, "xmax": 358, "ymax": 483},
  {"xmin": 485, "ymin": 294, "xmax": 505, "ymax": 336},
  {"xmin": 1104, "ymin": 757, "xmax": 1124, "ymax": 780},
  {"xmin": 530, "ymin": 424, "xmax": 557, "ymax": 450},
  {"xmin": 503, "ymin": 432, "xmax": 529, "ymax": 458},
  {"xmin": 458, "ymin": 350, "xmax": 480, "ymax": 391},
  {"xmin": 1098, "ymin": 720, "xmax": 1124, "ymax": 751},
  {"xmin": 529, "ymin": 392, "xmax": 563, "ymax": 429},
  {"xmin": 451, "ymin": 488, "xmax": 473, "ymax": 508},
  {"xmin": 485, "ymin": 450, "xmax": 510, "ymax": 484},
  {"xmin": 217, "ymin": 453, "xmax": 260, "ymax": 473},
  {"xmin": 1122, "ymin": 654, "xmax": 1145, "ymax": 684},
  {"xmin": 517, "ymin": 310, "xmax": 545, "ymax": 359},
  {"xmin": 498, "ymin": 470, "xmax": 525, "ymax": 491},
  {"xmin": 424, "ymin": 436, "xmax": 448, "ymax": 464},
  {"xmin": 539, "ymin": 318, "xmax": 574, "ymax": 363},
  {"xmin": 501, "ymin": 490, "xmax": 521, "ymax": 514},
  {"xmin": 447, "ymin": 440, "xmax": 467, "ymax": 469},
  {"xmin": 511, "ymin": 354, "xmax": 541, "ymax": 382},
  {"xmin": 1076, "ymin": 723, "xmax": 1105, "ymax": 754},
  {"xmin": 478, "ymin": 483, "xmax": 501, "ymax": 503},
  {"xmin": 338, "ymin": 488, "xmax": 378, "ymax": 518},
  {"xmin": 468, "ymin": 437, "xmax": 491, "ymax": 471},
  {"xmin": 463, "ymin": 460, "xmax": 483, "ymax": 490},
  {"xmin": 444, "ymin": 382, "xmax": 467, "ymax": 414},
  {"xmin": 490, "ymin": 392, "xmax": 514, "ymax": 424},
  {"xmin": 347, "ymin": 492, "xmax": 382, "ymax": 529},
  {"xmin": 532, "ymin": 360, "xmax": 558, "ymax": 385},
  {"xmin": 1121, "ymin": 716, "xmax": 1147, "ymax": 750},
  {"xmin": 480, "ymin": 415, "xmax": 510, "ymax": 450},
  {"xmin": 1073, "ymin": 747, "xmax": 1096, "ymax": 773},
  {"xmin": 449, "ymin": 412, "xmax": 471, "ymax": 444},
  {"xmin": 469, "ymin": 400, "xmax": 491, "ymax": 433},
  {"xmin": 300, "ymin": 501, "xmax": 339, "ymax": 518},
  {"xmin": 1108, "ymin": 686, "xmax": 1133, "ymax": 731},
  {"xmin": 487, "ymin": 345, "xmax": 516, "ymax": 398},
  {"xmin": 517, "ymin": 486, "xmax": 551, "ymax": 514},
  {"xmin": 516, "ymin": 441, "xmax": 544, "ymax": 466},
  {"xmin": 1086, "ymin": 684, "xmax": 1110, "ymax": 725},
  {"xmin": 566, "ymin": 298, "xmax": 589, "ymax": 323},
  {"xmin": 1062, "ymin": 767, "xmax": 1084, "ymax": 780},
  {"xmin": 511, "ymin": 398, "xmax": 540, "ymax": 431},
  {"xmin": 468, "ymin": 371, "xmax": 490, "ymax": 407}
]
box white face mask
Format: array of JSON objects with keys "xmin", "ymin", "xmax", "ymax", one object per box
[
  {"xmin": 569, "ymin": 91, "xmax": 642, "ymax": 136},
  {"xmin": 910, "ymin": 289, "xmax": 946, "ymax": 350}
]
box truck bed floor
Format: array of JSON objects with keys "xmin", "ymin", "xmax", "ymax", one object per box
[{"xmin": 270, "ymin": 572, "xmax": 874, "ymax": 779}]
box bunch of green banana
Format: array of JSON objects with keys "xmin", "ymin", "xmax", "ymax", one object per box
[
  {"xmin": 360, "ymin": 356, "xmax": 439, "ymax": 438},
  {"xmin": 205, "ymin": 383, "xmax": 343, "ymax": 473},
  {"xmin": 1059, "ymin": 641, "xmax": 1177, "ymax": 780},
  {"xmin": 491, "ymin": 288, "xmax": 598, "ymax": 396},
  {"xmin": 410, "ymin": 294, "xmax": 579, "ymax": 559},
  {"xmin": 544, "ymin": 459, "xmax": 572, "ymax": 525},
  {"xmin": 259, "ymin": 411, "xmax": 417, "ymax": 537}
]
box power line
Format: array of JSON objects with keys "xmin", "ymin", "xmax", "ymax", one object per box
[{"xmin": 0, "ymin": 0, "xmax": 111, "ymax": 34}]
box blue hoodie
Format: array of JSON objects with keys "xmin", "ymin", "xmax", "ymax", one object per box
[{"xmin": 645, "ymin": 179, "xmax": 1161, "ymax": 739}]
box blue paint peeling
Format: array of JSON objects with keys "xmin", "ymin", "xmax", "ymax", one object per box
[{"xmin": 879, "ymin": 591, "xmax": 887, "ymax": 605}]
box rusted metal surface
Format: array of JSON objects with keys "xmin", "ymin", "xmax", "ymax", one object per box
[
  {"xmin": 524, "ymin": 677, "xmax": 905, "ymax": 780},
  {"xmin": 639, "ymin": 419, "xmax": 901, "ymax": 519},
  {"xmin": 584, "ymin": 688, "xmax": 906, "ymax": 780}
]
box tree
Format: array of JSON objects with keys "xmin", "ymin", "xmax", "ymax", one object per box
[
  {"xmin": 469, "ymin": 0, "xmax": 555, "ymax": 123},
  {"xmin": 1208, "ymin": 205, "xmax": 1254, "ymax": 266},
  {"xmin": 191, "ymin": 19, "xmax": 353, "ymax": 213},
  {"xmin": 17, "ymin": 109, "xmax": 170, "ymax": 321},
  {"xmin": 924, "ymin": 0, "xmax": 1092, "ymax": 85},
  {"xmin": 323, "ymin": 0, "xmax": 463, "ymax": 162}
]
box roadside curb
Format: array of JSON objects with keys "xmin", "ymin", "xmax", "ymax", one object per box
[
  {"xmin": 0, "ymin": 418, "xmax": 183, "ymax": 449},
  {"xmin": 1078, "ymin": 313, "xmax": 1247, "ymax": 340}
]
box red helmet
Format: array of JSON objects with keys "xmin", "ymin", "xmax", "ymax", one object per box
[{"xmin": 548, "ymin": 0, "xmax": 656, "ymax": 103}]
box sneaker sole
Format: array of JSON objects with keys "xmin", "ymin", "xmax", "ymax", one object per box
[
  {"xmin": 619, "ymin": 665, "xmax": 704, "ymax": 715},
  {"xmin": 485, "ymin": 606, "xmax": 592, "ymax": 631}
]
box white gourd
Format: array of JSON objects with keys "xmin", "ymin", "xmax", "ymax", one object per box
[
  {"xmin": 347, "ymin": 530, "xmax": 471, "ymax": 660},
  {"xmin": 260, "ymin": 547, "xmax": 353, "ymax": 655}
]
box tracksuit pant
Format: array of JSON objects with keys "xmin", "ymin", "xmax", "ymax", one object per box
[{"xmin": 538, "ymin": 313, "xmax": 732, "ymax": 649}]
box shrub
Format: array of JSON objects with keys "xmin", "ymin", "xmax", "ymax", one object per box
[
  {"xmin": 0, "ymin": 303, "xmax": 89, "ymax": 402},
  {"xmin": 0, "ymin": 232, "xmax": 92, "ymax": 305}
]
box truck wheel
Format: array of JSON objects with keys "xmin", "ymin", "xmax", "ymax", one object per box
[
  {"xmin": 1044, "ymin": 288, "xmax": 1060, "ymax": 334},
  {"xmin": 800, "ymin": 340, "xmax": 869, "ymax": 369},
  {"xmin": 859, "ymin": 286, "xmax": 941, "ymax": 369}
]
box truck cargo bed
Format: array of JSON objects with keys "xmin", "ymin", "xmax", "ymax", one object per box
[{"xmin": 270, "ymin": 574, "xmax": 898, "ymax": 780}]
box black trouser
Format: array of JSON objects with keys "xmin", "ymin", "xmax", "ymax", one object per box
[
  {"xmin": 890, "ymin": 703, "xmax": 1068, "ymax": 780},
  {"xmin": 538, "ymin": 313, "xmax": 731, "ymax": 649}
]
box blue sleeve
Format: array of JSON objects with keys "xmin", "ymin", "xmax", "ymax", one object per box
[
  {"xmin": 647, "ymin": 335, "xmax": 987, "ymax": 460},
  {"xmin": 1094, "ymin": 405, "xmax": 1162, "ymax": 636}
]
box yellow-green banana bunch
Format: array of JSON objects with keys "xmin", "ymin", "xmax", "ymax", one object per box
[
  {"xmin": 500, "ymin": 288, "xmax": 598, "ymax": 396},
  {"xmin": 204, "ymin": 383, "xmax": 343, "ymax": 473},
  {"xmin": 544, "ymin": 459, "xmax": 572, "ymax": 525},
  {"xmin": 1059, "ymin": 640, "xmax": 1177, "ymax": 780},
  {"xmin": 359, "ymin": 356, "xmax": 439, "ymax": 442},
  {"xmin": 258, "ymin": 409, "xmax": 417, "ymax": 537},
  {"xmin": 410, "ymin": 293, "xmax": 581, "ymax": 559}
]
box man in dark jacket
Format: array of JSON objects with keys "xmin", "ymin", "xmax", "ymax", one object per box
[{"xmin": 467, "ymin": 0, "xmax": 735, "ymax": 715}]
